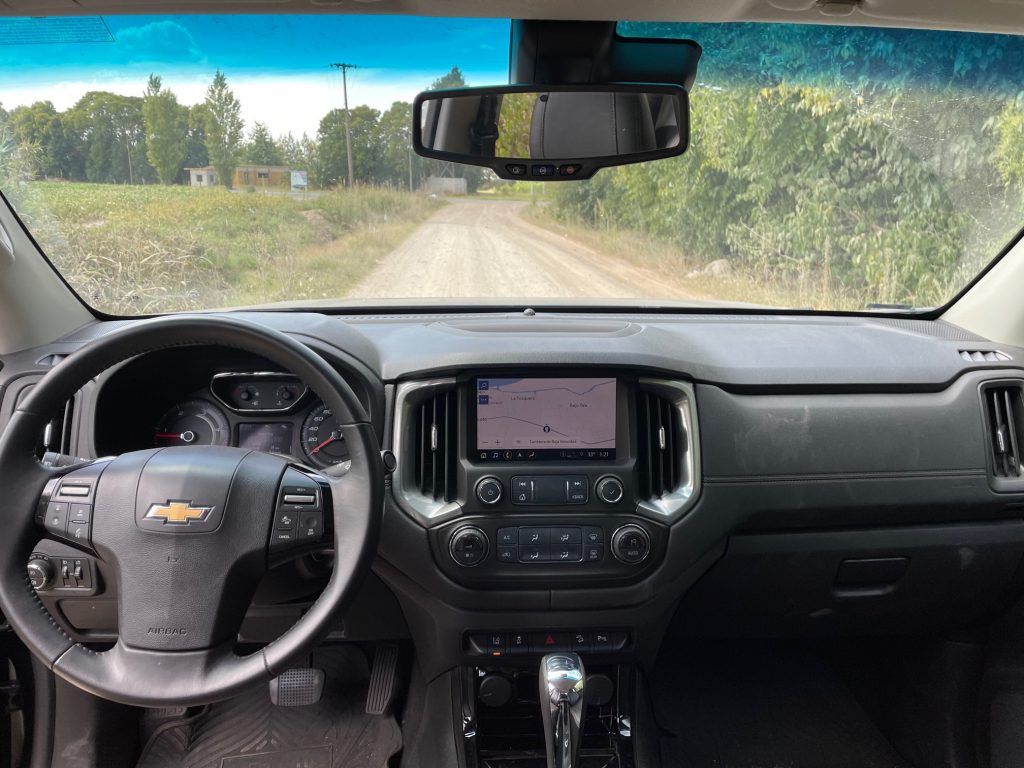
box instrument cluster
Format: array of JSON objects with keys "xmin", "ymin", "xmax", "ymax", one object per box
[{"xmin": 152, "ymin": 373, "xmax": 350, "ymax": 469}]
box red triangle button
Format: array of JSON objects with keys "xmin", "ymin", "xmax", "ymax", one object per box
[{"xmin": 545, "ymin": 634, "xmax": 555, "ymax": 645}]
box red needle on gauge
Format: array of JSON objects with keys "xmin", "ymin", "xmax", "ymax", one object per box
[
  {"xmin": 311, "ymin": 436, "xmax": 337, "ymax": 454},
  {"xmin": 154, "ymin": 433, "xmax": 182, "ymax": 439}
]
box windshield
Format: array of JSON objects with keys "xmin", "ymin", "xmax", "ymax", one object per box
[{"xmin": 0, "ymin": 15, "xmax": 1021, "ymax": 314}]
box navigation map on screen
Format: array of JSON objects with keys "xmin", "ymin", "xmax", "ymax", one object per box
[{"xmin": 475, "ymin": 377, "xmax": 616, "ymax": 460}]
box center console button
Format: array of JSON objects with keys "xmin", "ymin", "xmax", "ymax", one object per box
[
  {"xmin": 596, "ymin": 476, "xmax": 625, "ymax": 504},
  {"xmin": 584, "ymin": 544, "xmax": 605, "ymax": 562},
  {"xmin": 496, "ymin": 527, "xmax": 517, "ymax": 545},
  {"xmin": 476, "ymin": 477, "xmax": 503, "ymax": 505},
  {"xmin": 518, "ymin": 545, "xmax": 547, "ymax": 563},
  {"xmin": 511, "ymin": 477, "xmax": 533, "ymax": 504},
  {"xmin": 550, "ymin": 527, "xmax": 581, "ymax": 545},
  {"xmin": 509, "ymin": 632, "xmax": 529, "ymax": 654},
  {"xmin": 450, "ymin": 526, "xmax": 489, "ymax": 567},
  {"xmin": 611, "ymin": 524, "xmax": 651, "ymax": 564},
  {"xmin": 496, "ymin": 546, "xmax": 516, "ymax": 563},
  {"xmin": 518, "ymin": 527, "xmax": 548, "ymax": 546},
  {"xmin": 551, "ymin": 545, "xmax": 582, "ymax": 562},
  {"xmin": 583, "ymin": 526, "xmax": 603, "ymax": 544}
]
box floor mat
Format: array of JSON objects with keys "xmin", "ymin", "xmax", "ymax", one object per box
[
  {"xmin": 136, "ymin": 646, "xmax": 402, "ymax": 768},
  {"xmin": 651, "ymin": 641, "xmax": 910, "ymax": 768}
]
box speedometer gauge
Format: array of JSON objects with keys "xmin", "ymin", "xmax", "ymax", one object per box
[
  {"xmin": 154, "ymin": 399, "xmax": 230, "ymax": 448},
  {"xmin": 301, "ymin": 403, "xmax": 350, "ymax": 468}
]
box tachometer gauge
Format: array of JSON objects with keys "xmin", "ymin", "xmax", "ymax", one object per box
[
  {"xmin": 154, "ymin": 399, "xmax": 230, "ymax": 448},
  {"xmin": 301, "ymin": 403, "xmax": 350, "ymax": 468}
]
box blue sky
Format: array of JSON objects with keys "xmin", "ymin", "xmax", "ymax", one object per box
[{"xmin": 0, "ymin": 15, "xmax": 511, "ymax": 136}]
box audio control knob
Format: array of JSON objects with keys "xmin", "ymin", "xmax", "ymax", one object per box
[
  {"xmin": 596, "ymin": 476, "xmax": 624, "ymax": 504},
  {"xmin": 611, "ymin": 524, "xmax": 651, "ymax": 564},
  {"xmin": 475, "ymin": 476, "xmax": 503, "ymax": 505},
  {"xmin": 27, "ymin": 557, "xmax": 54, "ymax": 591},
  {"xmin": 449, "ymin": 526, "xmax": 489, "ymax": 567}
]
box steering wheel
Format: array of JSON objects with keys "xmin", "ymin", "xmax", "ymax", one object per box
[{"xmin": 0, "ymin": 315, "xmax": 383, "ymax": 707}]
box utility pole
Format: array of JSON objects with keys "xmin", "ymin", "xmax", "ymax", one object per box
[{"xmin": 330, "ymin": 63, "xmax": 357, "ymax": 187}]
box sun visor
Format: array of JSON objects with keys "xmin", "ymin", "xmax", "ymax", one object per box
[{"xmin": 510, "ymin": 20, "xmax": 701, "ymax": 91}]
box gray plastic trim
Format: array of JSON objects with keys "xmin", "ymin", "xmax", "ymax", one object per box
[
  {"xmin": 636, "ymin": 378, "xmax": 701, "ymax": 522},
  {"xmin": 392, "ymin": 377, "xmax": 462, "ymax": 527}
]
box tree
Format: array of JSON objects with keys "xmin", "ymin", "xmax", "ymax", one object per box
[
  {"xmin": 202, "ymin": 70, "xmax": 243, "ymax": 188},
  {"xmin": 430, "ymin": 66, "xmax": 466, "ymax": 91},
  {"xmin": 64, "ymin": 92, "xmax": 152, "ymax": 184},
  {"xmin": 142, "ymin": 75, "xmax": 188, "ymax": 184},
  {"xmin": 318, "ymin": 106, "xmax": 381, "ymax": 186},
  {"xmin": 244, "ymin": 122, "xmax": 282, "ymax": 165}
]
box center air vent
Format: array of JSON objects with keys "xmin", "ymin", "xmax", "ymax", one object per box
[
  {"xmin": 394, "ymin": 379, "xmax": 461, "ymax": 525},
  {"xmin": 982, "ymin": 382, "xmax": 1024, "ymax": 489},
  {"xmin": 634, "ymin": 380, "xmax": 701, "ymax": 518}
]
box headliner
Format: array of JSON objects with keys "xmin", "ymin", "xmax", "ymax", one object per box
[{"xmin": 0, "ymin": 0, "xmax": 1022, "ymax": 36}]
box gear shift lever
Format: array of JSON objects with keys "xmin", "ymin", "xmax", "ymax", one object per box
[{"xmin": 540, "ymin": 653, "xmax": 586, "ymax": 768}]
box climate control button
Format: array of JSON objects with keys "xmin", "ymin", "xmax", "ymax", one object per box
[
  {"xmin": 611, "ymin": 524, "xmax": 651, "ymax": 564},
  {"xmin": 450, "ymin": 526, "xmax": 489, "ymax": 567}
]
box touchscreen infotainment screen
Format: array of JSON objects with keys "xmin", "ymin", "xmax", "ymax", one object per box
[{"xmin": 475, "ymin": 377, "xmax": 616, "ymax": 461}]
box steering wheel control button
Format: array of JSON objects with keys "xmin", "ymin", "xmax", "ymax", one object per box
[
  {"xmin": 27, "ymin": 557, "xmax": 54, "ymax": 591},
  {"xmin": 596, "ymin": 476, "xmax": 625, "ymax": 504},
  {"xmin": 58, "ymin": 483, "xmax": 91, "ymax": 497},
  {"xmin": 475, "ymin": 477, "xmax": 503, "ymax": 505},
  {"xmin": 611, "ymin": 524, "xmax": 652, "ymax": 564},
  {"xmin": 69, "ymin": 504, "xmax": 92, "ymax": 524},
  {"xmin": 282, "ymin": 493, "xmax": 316, "ymax": 505},
  {"xmin": 450, "ymin": 526, "xmax": 489, "ymax": 566},
  {"xmin": 271, "ymin": 529, "xmax": 297, "ymax": 549},
  {"xmin": 45, "ymin": 501, "xmax": 69, "ymax": 536},
  {"xmin": 275, "ymin": 510, "xmax": 296, "ymax": 530},
  {"xmin": 67, "ymin": 521, "xmax": 91, "ymax": 544},
  {"xmin": 298, "ymin": 513, "xmax": 323, "ymax": 540}
]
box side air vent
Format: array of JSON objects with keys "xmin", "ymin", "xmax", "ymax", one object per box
[
  {"xmin": 961, "ymin": 349, "xmax": 1012, "ymax": 363},
  {"xmin": 413, "ymin": 388, "xmax": 458, "ymax": 502},
  {"xmin": 394, "ymin": 379, "xmax": 461, "ymax": 525},
  {"xmin": 635, "ymin": 380, "xmax": 701, "ymax": 519},
  {"xmin": 983, "ymin": 382, "xmax": 1024, "ymax": 487}
]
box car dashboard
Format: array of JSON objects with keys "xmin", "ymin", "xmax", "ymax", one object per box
[{"xmin": 3, "ymin": 308, "xmax": 1024, "ymax": 682}]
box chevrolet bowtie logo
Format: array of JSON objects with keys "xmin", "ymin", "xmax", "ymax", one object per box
[{"xmin": 144, "ymin": 501, "xmax": 212, "ymax": 525}]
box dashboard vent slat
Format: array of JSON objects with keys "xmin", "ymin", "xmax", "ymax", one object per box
[
  {"xmin": 961, "ymin": 349, "xmax": 1012, "ymax": 363},
  {"xmin": 984, "ymin": 383, "xmax": 1024, "ymax": 480},
  {"xmin": 413, "ymin": 387, "xmax": 458, "ymax": 503},
  {"xmin": 636, "ymin": 388, "xmax": 684, "ymax": 501}
]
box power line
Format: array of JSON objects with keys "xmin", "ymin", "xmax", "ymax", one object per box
[{"xmin": 329, "ymin": 62, "xmax": 358, "ymax": 187}]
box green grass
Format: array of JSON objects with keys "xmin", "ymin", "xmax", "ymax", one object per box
[{"xmin": 12, "ymin": 182, "xmax": 441, "ymax": 314}]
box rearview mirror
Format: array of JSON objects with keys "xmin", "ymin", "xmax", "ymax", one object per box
[{"xmin": 413, "ymin": 84, "xmax": 688, "ymax": 181}]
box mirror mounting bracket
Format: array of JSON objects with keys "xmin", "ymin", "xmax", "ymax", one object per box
[{"xmin": 510, "ymin": 20, "xmax": 701, "ymax": 90}]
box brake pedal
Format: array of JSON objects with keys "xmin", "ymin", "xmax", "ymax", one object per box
[
  {"xmin": 365, "ymin": 644, "xmax": 400, "ymax": 715},
  {"xmin": 269, "ymin": 667, "xmax": 325, "ymax": 707}
]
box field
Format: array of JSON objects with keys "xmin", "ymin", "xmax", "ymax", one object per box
[{"xmin": 10, "ymin": 182, "xmax": 441, "ymax": 314}]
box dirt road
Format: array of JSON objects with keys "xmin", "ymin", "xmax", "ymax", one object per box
[{"xmin": 351, "ymin": 198, "xmax": 705, "ymax": 301}]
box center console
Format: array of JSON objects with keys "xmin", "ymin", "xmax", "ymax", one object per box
[{"xmin": 393, "ymin": 370, "xmax": 699, "ymax": 590}]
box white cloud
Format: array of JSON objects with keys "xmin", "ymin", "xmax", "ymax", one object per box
[{"xmin": 0, "ymin": 67, "xmax": 508, "ymax": 138}]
